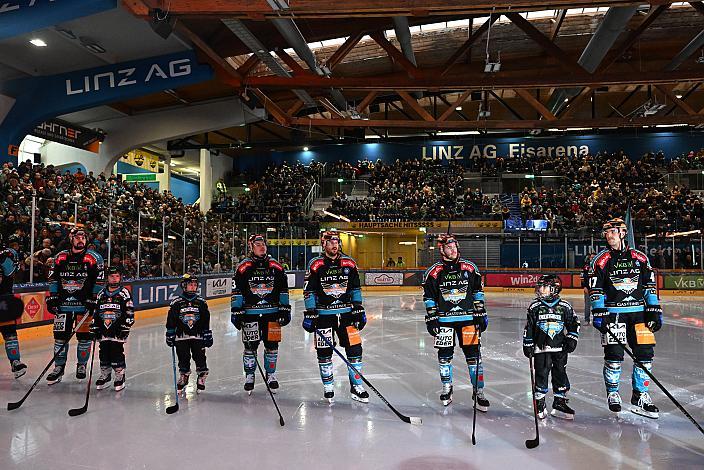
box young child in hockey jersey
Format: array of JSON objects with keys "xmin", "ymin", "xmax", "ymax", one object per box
[
  {"xmin": 523, "ymin": 274, "xmax": 580, "ymax": 419},
  {"xmin": 90, "ymin": 266, "xmax": 134, "ymax": 391},
  {"xmin": 165, "ymin": 274, "xmax": 212, "ymax": 393}
]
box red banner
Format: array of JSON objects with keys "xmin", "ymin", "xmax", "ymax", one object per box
[{"xmin": 484, "ymin": 273, "xmax": 573, "ymax": 288}]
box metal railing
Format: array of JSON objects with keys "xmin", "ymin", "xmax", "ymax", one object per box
[
  {"xmin": 659, "ymin": 171, "xmax": 704, "ymax": 191},
  {"xmin": 304, "ymin": 182, "xmax": 320, "ymax": 215}
]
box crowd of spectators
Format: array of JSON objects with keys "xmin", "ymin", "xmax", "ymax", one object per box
[
  {"xmin": 1, "ymin": 160, "xmax": 251, "ymax": 283},
  {"xmin": 516, "ymin": 151, "xmax": 704, "ymax": 235},
  {"xmin": 3, "ymin": 145, "xmax": 703, "ymax": 280},
  {"xmin": 214, "ymin": 161, "xmax": 323, "ymax": 222},
  {"xmin": 324, "ymin": 159, "xmax": 508, "ymax": 221}
]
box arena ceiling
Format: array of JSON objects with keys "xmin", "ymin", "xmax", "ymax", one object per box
[{"xmin": 8, "ymin": 1, "xmax": 704, "ymax": 154}]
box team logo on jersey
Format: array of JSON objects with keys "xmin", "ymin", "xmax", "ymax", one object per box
[
  {"xmin": 343, "ymin": 267, "xmax": 350, "ymax": 275},
  {"xmin": 539, "ymin": 321, "xmax": 564, "ymax": 339},
  {"xmin": 440, "ymin": 285, "xmax": 468, "ymax": 304},
  {"xmin": 62, "ymin": 279, "xmax": 85, "ymax": 293},
  {"xmin": 181, "ymin": 313, "xmax": 198, "ymax": 328},
  {"xmin": 322, "ymin": 280, "xmax": 347, "ymax": 299},
  {"xmin": 611, "ymin": 275, "xmax": 639, "ymax": 295},
  {"xmin": 102, "ymin": 311, "xmax": 117, "ymax": 328},
  {"xmin": 250, "ymin": 279, "xmax": 274, "ymax": 298}
]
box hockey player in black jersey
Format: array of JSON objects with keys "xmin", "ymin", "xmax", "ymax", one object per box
[
  {"xmin": 231, "ymin": 234, "xmax": 291, "ymax": 394},
  {"xmin": 46, "ymin": 228, "xmax": 104, "ymax": 384},
  {"xmin": 166, "ymin": 274, "xmax": 212, "ymax": 393},
  {"xmin": 0, "ymin": 236, "xmax": 27, "ymax": 378},
  {"xmin": 422, "ymin": 233, "xmax": 489, "ymax": 410},
  {"xmin": 523, "ymin": 275, "xmax": 580, "ymax": 419},
  {"xmin": 90, "ymin": 266, "xmax": 134, "ymax": 391},
  {"xmin": 589, "ymin": 218, "xmax": 662, "ymax": 418},
  {"xmin": 302, "ymin": 230, "xmax": 368, "ymax": 403}
]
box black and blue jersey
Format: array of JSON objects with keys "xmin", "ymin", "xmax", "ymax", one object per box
[
  {"xmin": 422, "ymin": 258, "xmax": 484, "ymax": 324},
  {"xmin": 304, "ymin": 254, "xmax": 362, "ymax": 315}
]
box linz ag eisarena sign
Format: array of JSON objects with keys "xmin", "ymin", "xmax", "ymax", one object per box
[{"xmin": 421, "ymin": 143, "xmax": 590, "ymax": 160}]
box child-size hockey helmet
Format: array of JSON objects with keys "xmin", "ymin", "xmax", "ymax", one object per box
[{"xmin": 535, "ymin": 274, "xmax": 562, "ymax": 302}]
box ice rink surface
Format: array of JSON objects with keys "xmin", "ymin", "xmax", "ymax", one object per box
[{"xmin": 1, "ymin": 292, "xmax": 703, "ymax": 470}]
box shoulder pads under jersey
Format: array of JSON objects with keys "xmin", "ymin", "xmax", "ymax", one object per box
[
  {"xmin": 592, "ymin": 250, "xmax": 611, "ymax": 270},
  {"xmin": 459, "ymin": 259, "xmax": 479, "ymax": 273},
  {"xmin": 424, "ymin": 262, "xmax": 444, "ymax": 281},
  {"xmin": 86, "ymin": 249, "xmax": 104, "ymax": 265},
  {"xmin": 237, "ymin": 260, "xmax": 254, "ymax": 274},
  {"xmin": 268, "ymin": 259, "xmax": 284, "ymax": 271},
  {"xmin": 630, "ymin": 249, "xmax": 649, "ymax": 264},
  {"xmin": 340, "ymin": 257, "xmax": 357, "ymax": 268},
  {"xmin": 55, "ymin": 250, "xmax": 70, "ymax": 265},
  {"xmin": 308, "ymin": 257, "xmax": 325, "ymax": 273}
]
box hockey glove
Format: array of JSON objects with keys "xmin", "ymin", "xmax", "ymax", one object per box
[
  {"xmin": 231, "ymin": 310, "xmax": 244, "ymax": 330},
  {"xmin": 563, "ymin": 337, "xmax": 578, "ymax": 354},
  {"xmin": 46, "ymin": 295, "xmax": 60, "ymax": 315},
  {"xmin": 425, "ymin": 307, "xmax": 440, "ymax": 336},
  {"xmin": 89, "ymin": 323, "xmax": 101, "ymax": 340},
  {"xmin": 117, "ymin": 325, "xmax": 131, "ymax": 341},
  {"xmin": 302, "ymin": 309, "xmax": 318, "ymax": 333},
  {"xmin": 591, "ymin": 308, "xmax": 612, "ymax": 334},
  {"xmin": 351, "ymin": 304, "xmax": 367, "ymax": 331},
  {"xmin": 644, "ymin": 305, "xmax": 663, "ymax": 332},
  {"xmin": 278, "ymin": 304, "xmax": 292, "ymax": 327},
  {"xmin": 202, "ymin": 329, "xmax": 213, "ymax": 348},
  {"xmin": 165, "ymin": 330, "xmax": 176, "ymax": 348},
  {"xmin": 522, "ymin": 345, "xmax": 534, "ymax": 358},
  {"xmin": 472, "ymin": 311, "xmax": 488, "ymax": 333}
]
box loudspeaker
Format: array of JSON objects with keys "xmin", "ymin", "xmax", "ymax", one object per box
[{"xmin": 149, "ymin": 9, "xmax": 175, "ymax": 40}]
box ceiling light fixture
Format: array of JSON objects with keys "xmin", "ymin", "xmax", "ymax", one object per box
[{"xmin": 30, "ymin": 38, "xmax": 47, "ymax": 47}]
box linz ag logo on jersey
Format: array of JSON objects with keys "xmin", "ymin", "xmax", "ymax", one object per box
[{"xmin": 65, "ymin": 59, "xmax": 193, "ymax": 96}]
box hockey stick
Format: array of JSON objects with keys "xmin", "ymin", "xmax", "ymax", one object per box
[
  {"xmin": 526, "ymin": 354, "xmax": 540, "ymax": 449},
  {"xmin": 165, "ymin": 346, "xmax": 179, "ymax": 414},
  {"xmin": 247, "ymin": 341, "xmax": 284, "ymax": 426},
  {"xmin": 315, "ymin": 329, "xmax": 422, "ymax": 425},
  {"xmin": 471, "ymin": 329, "xmax": 482, "ymax": 445},
  {"xmin": 605, "ymin": 326, "xmax": 704, "ymax": 436},
  {"xmin": 68, "ymin": 337, "xmax": 97, "ymax": 416},
  {"xmin": 8, "ymin": 312, "xmax": 92, "ymax": 411}
]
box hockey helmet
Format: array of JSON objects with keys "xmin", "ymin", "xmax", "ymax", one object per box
[
  {"xmin": 247, "ymin": 233, "xmax": 267, "ymax": 253},
  {"xmin": 602, "ymin": 218, "xmax": 627, "ymax": 233},
  {"xmin": 535, "ymin": 274, "xmax": 562, "ymax": 302},
  {"xmin": 436, "ymin": 233, "xmax": 458, "ymax": 249},
  {"xmin": 180, "ymin": 273, "xmax": 199, "ymax": 293},
  {"xmin": 320, "ymin": 230, "xmax": 342, "ymax": 247},
  {"xmin": 106, "ymin": 265, "xmax": 123, "ymax": 288},
  {"xmin": 69, "ymin": 227, "xmax": 88, "ymax": 239}
]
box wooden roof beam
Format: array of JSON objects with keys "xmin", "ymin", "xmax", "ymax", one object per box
[
  {"xmin": 122, "ymin": 1, "xmax": 656, "ymax": 19},
  {"xmin": 369, "ymin": 31, "xmax": 421, "ymax": 79},
  {"xmin": 325, "ymin": 31, "xmax": 365, "ymax": 71},
  {"xmin": 397, "ymin": 91, "xmax": 435, "ymax": 121},
  {"xmin": 515, "ymin": 88, "xmax": 557, "ymax": 121},
  {"xmin": 290, "ymin": 114, "xmax": 704, "ymax": 130},
  {"xmin": 655, "ymin": 84, "xmax": 696, "ymax": 115},
  {"xmin": 440, "ymin": 15, "xmax": 499, "ymax": 77},
  {"xmin": 243, "ymin": 69, "xmax": 704, "ymax": 90},
  {"xmin": 505, "ymin": 12, "xmax": 584, "ymax": 73},
  {"xmin": 437, "ymin": 90, "xmax": 472, "ymax": 122}
]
